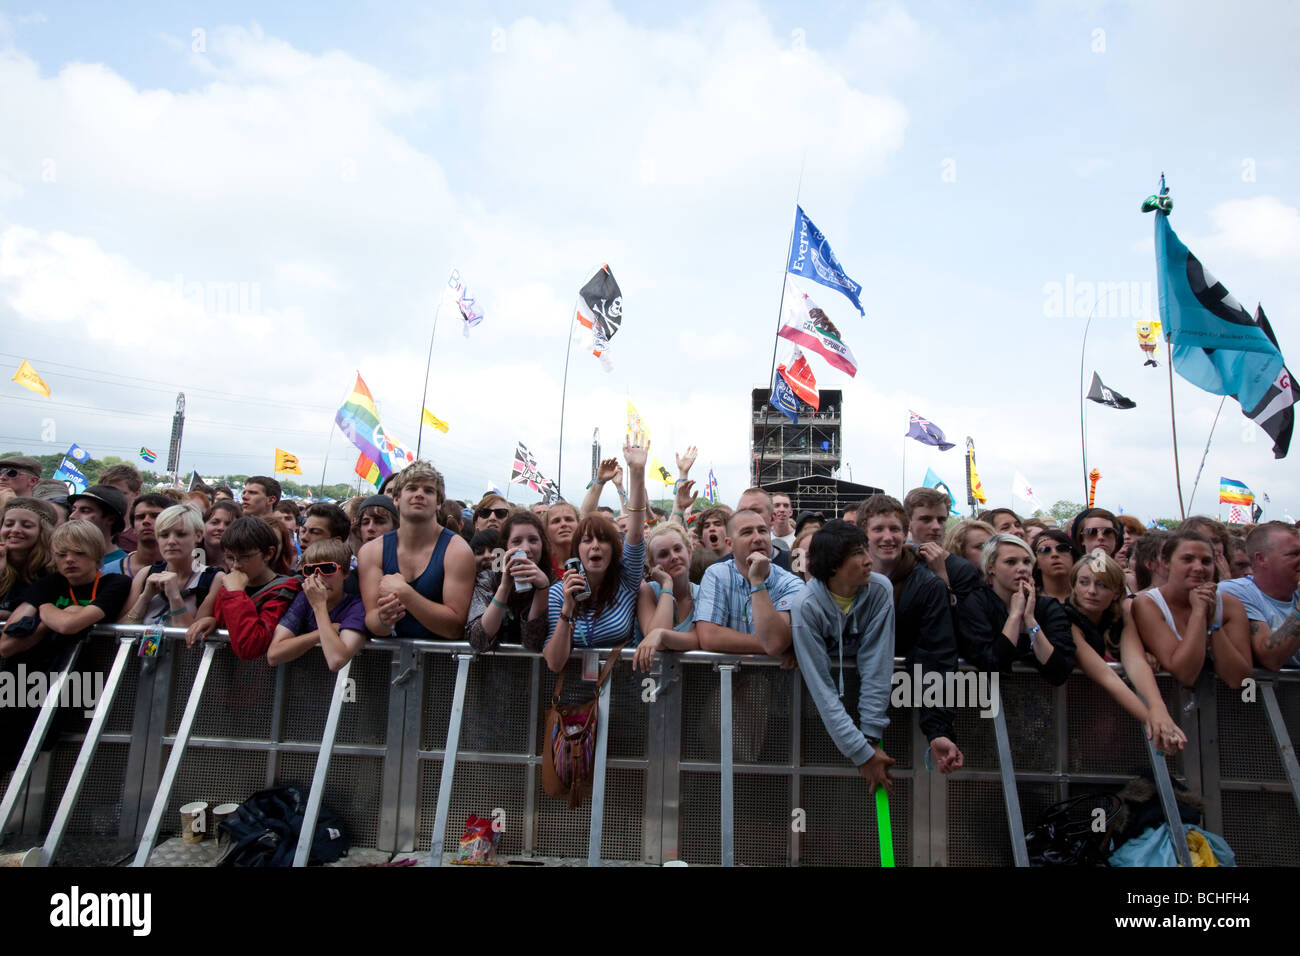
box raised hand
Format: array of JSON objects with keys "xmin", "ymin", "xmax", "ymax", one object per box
[
  {"xmin": 675, "ymin": 446, "xmax": 698, "ymax": 478},
  {"xmin": 596, "ymin": 457, "xmax": 620, "ymax": 483},
  {"xmin": 673, "ymin": 479, "xmax": 697, "ymax": 514},
  {"xmin": 623, "ymin": 440, "xmax": 648, "ymax": 472}
]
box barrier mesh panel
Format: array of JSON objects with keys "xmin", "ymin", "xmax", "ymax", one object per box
[
  {"xmin": 952, "ymin": 694, "xmax": 998, "ymax": 771},
  {"xmin": 159, "ymin": 746, "xmax": 267, "ymax": 839},
  {"xmin": 681, "ymin": 665, "xmax": 793, "ymax": 764},
  {"xmin": 801, "ymin": 774, "xmax": 911, "ymax": 867},
  {"xmin": 166, "ymin": 645, "xmax": 276, "ymax": 739},
  {"xmin": 415, "ymin": 759, "xmax": 528, "ymax": 856},
  {"xmin": 41, "ymin": 739, "xmax": 128, "ymax": 838},
  {"xmin": 418, "ymin": 653, "xmax": 459, "ymax": 750},
  {"xmin": 946, "ymin": 779, "xmax": 1056, "ymax": 866},
  {"xmin": 800, "ymin": 668, "xmax": 911, "ymax": 768},
  {"xmin": 1001, "ymin": 676, "xmax": 1056, "ymax": 772},
  {"xmin": 530, "ymin": 766, "xmax": 645, "ymax": 861},
  {"xmin": 678, "ymin": 770, "xmax": 792, "ymax": 866},
  {"xmin": 1067, "ymin": 675, "xmax": 1150, "ymax": 777},
  {"xmin": 1217, "ymin": 682, "xmax": 1284, "ymax": 781},
  {"xmin": 1221, "ymin": 789, "xmax": 1300, "ymax": 865},
  {"xmin": 277, "ymin": 751, "xmax": 384, "ymax": 850},
  {"xmin": 458, "ymin": 656, "xmax": 533, "ymax": 755}
]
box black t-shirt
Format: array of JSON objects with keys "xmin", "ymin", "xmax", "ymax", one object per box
[{"xmin": 22, "ymin": 572, "xmax": 132, "ymax": 622}]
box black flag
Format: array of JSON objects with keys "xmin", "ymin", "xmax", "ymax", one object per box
[
  {"xmin": 1086, "ymin": 372, "xmax": 1136, "ymax": 410},
  {"xmin": 1241, "ymin": 305, "xmax": 1298, "ymax": 459},
  {"xmin": 575, "ymin": 265, "xmax": 623, "ymax": 368}
]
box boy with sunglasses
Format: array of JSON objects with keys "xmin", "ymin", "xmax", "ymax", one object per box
[{"xmin": 267, "ymin": 539, "xmax": 367, "ymax": 668}]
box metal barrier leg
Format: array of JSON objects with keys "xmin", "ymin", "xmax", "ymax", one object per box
[
  {"xmin": 0, "ymin": 642, "xmax": 85, "ymax": 838},
  {"xmin": 428, "ymin": 654, "xmax": 470, "ymax": 867},
  {"xmin": 293, "ymin": 660, "xmax": 353, "ymax": 867},
  {"xmin": 990, "ymin": 686, "xmax": 1029, "ymax": 867},
  {"xmin": 586, "ymin": 674, "xmax": 613, "ymax": 867},
  {"xmin": 39, "ymin": 637, "xmax": 135, "ymax": 866},
  {"xmin": 132, "ymin": 642, "xmax": 217, "ymax": 866},
  {"xmin": 717, "ymin": 663, "xmax": 736, "ymax": 867},
  {"xmin": 1143, "ymin": 734, "xmax": 1193, "ymax": 867},
  {"xmin": 1260, "ymin": 680, "xmax": 1300, "ymax": 818}
]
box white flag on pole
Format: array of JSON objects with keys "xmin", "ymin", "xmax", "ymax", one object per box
[{"xmin": 1012, "ymin": 471, "xmax": 1043, "ymax": 513}]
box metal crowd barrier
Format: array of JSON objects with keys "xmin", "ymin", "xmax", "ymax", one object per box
[{"xmin": 1, "ymin": 624, "xmax": 1298, "ymax": 866}]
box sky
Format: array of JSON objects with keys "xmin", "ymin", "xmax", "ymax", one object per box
[{"xmin": 0, "ymin": 0, "xmax": 1297, "ymax": 521}]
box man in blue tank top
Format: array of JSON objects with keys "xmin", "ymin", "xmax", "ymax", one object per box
[{"xmin": 358, "ymin": 461, "xmax": 475, "ymax": 640}]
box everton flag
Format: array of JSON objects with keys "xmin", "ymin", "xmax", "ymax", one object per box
[
  {"xmin": 770, "ymin": 369, "xmax": 801, "ymax": 424},
  {"xmin": 786, "ymin": 206, "xmax": 865, "ymax": 315},
  {"xmin": 906, "ymin": 410, "xmax": 955, "ymax": 450},
  {"xmin": 1149, "ymin": 180, "xmax": 1285, "ymax": 410}
]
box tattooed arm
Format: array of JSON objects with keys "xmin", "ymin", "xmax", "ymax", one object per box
[{"xmin": 1250, "ymin": 604, "xmax": 1300, "ymax": 671}]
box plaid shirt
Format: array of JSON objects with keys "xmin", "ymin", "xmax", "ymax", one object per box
[{"xmin": 696, "ymin": 557, "xmax": 804, "ymax": 633}]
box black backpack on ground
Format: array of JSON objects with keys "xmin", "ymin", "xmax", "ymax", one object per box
[{"xmin": 216, "ymin": 784, "xmax": 349, "ymax": 866}]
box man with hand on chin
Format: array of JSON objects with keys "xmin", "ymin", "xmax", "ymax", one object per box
[
  {"xmin": 859, "ymin": 495, "xmax": 964, "ymax": 774},
  {"xmin": 695, "ymin": 509, "xmax": 804, "ymax": 657},
  {"xmin": 790, "ymin": 520, "xmax": 896, "ymax": 794}
]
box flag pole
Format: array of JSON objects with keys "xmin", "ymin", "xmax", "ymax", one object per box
[
  {"xmin": 1186, "ymin": 396, "xmax": 1226, "ymax": 513},
  {"xmin": 416, "ymin": 296, "xmax": 445, "ymax": 459},
  {"xmin": 556, "ymin": 316, "xmax": 576, "ymax": 499},
  {"xmin": 1166, "ymin": 349, "xmax": 1187, "ymax": 519},
  {"xmin": 1077, "ymin": 297, "xmax": 1102, "ymax": 502}
]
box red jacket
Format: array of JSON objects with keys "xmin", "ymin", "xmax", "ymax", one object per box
[{"xmin": 215, "ymin": 576, "xmax": 301, "ymax": 661}]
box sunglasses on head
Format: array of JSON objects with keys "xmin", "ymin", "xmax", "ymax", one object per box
[
  {"xmin": 303, "ymin": 562, "xmax": 341, "ymax": 576},
  {"xmin": 1037, "ymin": 543, "xmax": 1073, "ymax": 555},
  {"xmin": 477, "ymin": 507, "xmax": 509, "ymax": 520}
]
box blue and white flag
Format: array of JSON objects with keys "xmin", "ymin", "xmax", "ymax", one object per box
[
  {"xmin": 1152, "ymin": 196, "xmax": 1285, "ymax": 411},
  {"xmin": 53, "ymin": 456, "xmax": 88, "ymax": 493},
  {"xmin": 65, "ymin": 442, "xmax": 90, "ymax": 463},
  {"xmin": 786, "ymin": 205, "xmax": 865, "ymax": 315},
  {"xmin": 906, "ymin": 410, "xmax": 955, "ymax": 450},
  {"xmin": 770, "ymin": 369, "xmax": 800, "ymax": 424}
]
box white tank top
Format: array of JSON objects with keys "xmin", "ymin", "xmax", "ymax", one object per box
[{"xmin": 1142, "ymin": 587, "xmax": 1223, "ymax": 642}]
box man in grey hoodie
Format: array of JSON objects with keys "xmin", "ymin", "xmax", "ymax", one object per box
[{"xmin": 791, "ymin": 520, "xmax": 897, "ymax": 794}]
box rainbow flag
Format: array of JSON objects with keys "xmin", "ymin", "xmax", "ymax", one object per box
[
  {"xmin": 336, "ymin": 373, "xmax": 394, "ymax": 481},
  {"xmin": 1219, "ymin": 477, "xmax": 1254, "ymax": 506},
  {"xmin": 355, "ymin": 452, "xmax": 381, "ymax": 487}
]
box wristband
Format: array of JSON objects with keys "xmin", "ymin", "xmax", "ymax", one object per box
[
  {"xmin": 658, "ymin": 592, "xmax": 676, "ymax": 603},
  {"xmin": 749, "ymin": 583, "xmax": 768, "ymax": 595},
  {"xmin": 490, "ymin": 597, "xmax": 509, "ymax": 610},
  {"xmin": 559, "ymin": 612, "xmax": 574, "ymax": 625},
  {"xmin": 1025, "ymin": 624, "xmax": 1041, "ymax": 640}
]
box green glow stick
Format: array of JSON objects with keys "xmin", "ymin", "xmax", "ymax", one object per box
[{"xmin": 875, "ymin": 786, "xmax": 895, "ymax": 867}]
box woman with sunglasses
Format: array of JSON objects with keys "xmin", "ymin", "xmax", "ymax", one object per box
[
  {"xmin": 1033, "ymin": 529, "xmax": 1081, "ymax": 604},
  {"xmin": 120, "ymin": 504, "xmax": 225, "ymax": 628},
  {"xmin": 544, "ymin": 441, "xmax": 648, "ymax": 673},
  {"xmin": 0, "ymin": 497, "xmax": 58, "ymax": 623},
  {"xmin": 267, "ymin": 539, "xmax": 368, "ymax": 669},
  {"xmin": 471, "ymin": 495, "xmax": 511, "ymax": 536},
  {"xmin": 466, "ymin": 511, "xmax": 553, "ymax": 652},
  {"xmin": 1064, "ymin": 551, "xmax": 1185, "ymax": 753}
]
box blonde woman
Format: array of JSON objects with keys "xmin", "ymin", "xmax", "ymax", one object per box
[
  {"xmin": 634, "ymin": 522, "xmax": 699, "ymax": 671},
  {"xmin": 120, "ymin": 505, "xmax": 225, "ymax": 628},
  {"xmin": 942, "ymin": 519, "xmax": 996, "ymax": 575}
]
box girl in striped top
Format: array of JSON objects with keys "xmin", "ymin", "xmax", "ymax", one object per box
[{"xmin": 544, "ymin": 441, "xmax": 647, "ymax": 672}]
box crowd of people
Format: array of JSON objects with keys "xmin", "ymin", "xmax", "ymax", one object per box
[{"xmin": 0, "ymin": 445, "xmax": 1298, "ymax": 796}]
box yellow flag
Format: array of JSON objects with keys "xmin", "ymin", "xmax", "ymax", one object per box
[
  {"xmin": 422, "ymin": 408, "xmax": 450, "ymax": 433},
  {"xmin": 966, "ymin": 439, "xmax": 987, "ymax": 505},
  {"xmin": 12, "ymin": 359, "xmax": 50, "ymax": 398},
  {"xmin": 626, "ymin": 399, "xmax": 649, "ymax": 445},
  {"xmin": 274, "ymin": 448, "xmax": 303, "ymax": 475},
  {"xmin": 650, "ymin": 456, "xmax": 675, "ymax": 486}
]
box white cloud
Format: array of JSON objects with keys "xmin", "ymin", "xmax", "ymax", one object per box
[{"xmin": 1200, "ymin": 196, "xmax": 1300, "ymax": 264}]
